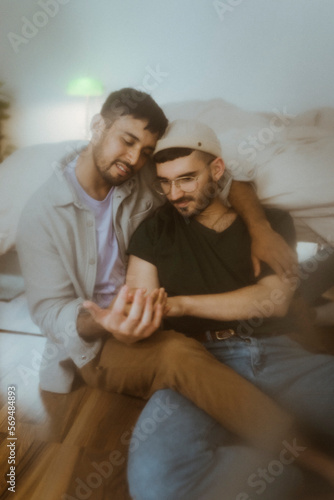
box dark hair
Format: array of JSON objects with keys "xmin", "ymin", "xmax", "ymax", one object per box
[
  {"xmin": 100, "ymin": 88, "xmax": 168, "ymax": 139},
  {"xmin": 153, "ymin": 147, "xmax": 194, "ymax": 163},
  {"xmin": 154, "ymin": 147, "xmax": 216, "ymax": 164}
]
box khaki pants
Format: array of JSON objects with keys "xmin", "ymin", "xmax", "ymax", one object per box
[{"xmin": 80, "ymin": 329, "xmax": 293, "ymax": 452}]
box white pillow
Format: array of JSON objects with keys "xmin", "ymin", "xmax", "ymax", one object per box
[
  {"xmin": 293, "ymin": 107, "xmax": 334, "ymax": 130},
  {"xmin": 253, "ymin": 128, "xmax": 334, "ymax": 211},
  {"xmin": 225, "ymin": 125, "xmax": 334, "ymax": 243},
  {"xmin": 163, "ymin": 98, "xmax": 269, "ymax": 133}
]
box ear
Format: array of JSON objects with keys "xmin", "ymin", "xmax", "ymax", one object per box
[{"xmin": 210, "ymin": 157, "xmax": 225, "ymax": 181}]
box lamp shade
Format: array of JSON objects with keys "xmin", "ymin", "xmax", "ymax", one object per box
[{"xmin": 67, "ymin": 77, "xmax": 104, "ymax": 96}]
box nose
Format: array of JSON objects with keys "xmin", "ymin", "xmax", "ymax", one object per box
[
  {"xmin": 127, "ymin": 147, "xmax": 141, "ymax": 167},
  {"xmin": 168, "ymin": 182, "xmax": 183, "ymax": 200}
]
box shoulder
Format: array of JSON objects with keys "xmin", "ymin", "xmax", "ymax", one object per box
[
  {"xmin": 134, "ymin": 202, "xmax": 174, "ymax": 236},
  {"xmin": 21, "ymin": 171, "xmax": 69, "ymax": 218},
  {"xmin": 17, "ymin": 171, "xmax": 75, "ymax": 250},
  {"xmin": 19, "ymin": 140, "xmax": 85, "ymax": 218}
]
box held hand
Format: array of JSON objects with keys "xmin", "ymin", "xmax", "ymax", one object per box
[
  {"xmin": 83, "ymin": 285, "xmax": 166, "ymax": 344},
  {"xmin": 119, "ymin": 287, "xmax": 167, "ymax": 316},
  {"xmin": 164, "ymin": 296, "xmax": 186, "ymax": 317},
  {"xmin": 251, "ymin": 227, "xmax": 298, "ymax": 278}
]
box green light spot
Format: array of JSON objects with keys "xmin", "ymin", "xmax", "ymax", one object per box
[{"xmin": 67, "ymin": 77, "xmax": 104, "ymax": 96}]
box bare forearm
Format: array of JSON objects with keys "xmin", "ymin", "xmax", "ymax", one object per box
[{"xmin": 171, "ymin": 278, "xmax": 293, "ymax": 321}]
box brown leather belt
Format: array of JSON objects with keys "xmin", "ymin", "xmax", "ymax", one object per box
[{"xmin": 186, "ymin": 329, "xmax": 236, "ymax": 343}]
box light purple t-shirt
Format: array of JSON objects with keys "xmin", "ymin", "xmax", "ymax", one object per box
[{"xmin": 65, "ymin": 158, "xmax": 126, "ymax": 307}]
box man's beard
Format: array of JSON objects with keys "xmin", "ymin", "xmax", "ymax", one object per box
[
  {"xmin": 93, "ymin": 146, "xmax": 134, "ymax": 187},
  {"xmin": 98, "ymin": 160, "xmax": 134, "ymax": 186},
  {"xmin": 171, "ymin": 175, "xmax": 217, "ymax": 219},
  {"xmin": 171, "ymin": 193, "xmax": 212, "ymax": 219}
]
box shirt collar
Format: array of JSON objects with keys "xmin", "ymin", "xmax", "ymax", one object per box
[{"xmin": 53, "ymin": 142, "xmax": 140, "ymax": 208}]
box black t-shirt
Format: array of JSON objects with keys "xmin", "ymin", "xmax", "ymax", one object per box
[{"xmin": 128, "ymin": 203, "xmax": 296, "ymax": 336}]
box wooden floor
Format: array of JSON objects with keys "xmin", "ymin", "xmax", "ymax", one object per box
[
  {"xmin": 1, "ymin": 323, "xmax": 334, "ymax": 500},
  {"xmin": 0, "ymin": 332, "xmax": 145, "ymax": 500}
]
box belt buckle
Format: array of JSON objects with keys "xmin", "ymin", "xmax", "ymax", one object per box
[{"xmin": 215, "ymin": 329, "xmax": 235, "ymax": 341}]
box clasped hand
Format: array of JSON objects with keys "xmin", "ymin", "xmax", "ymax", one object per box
[{"xmin": 82, "ymin": 285, "xmax": 167, "ymax": 344}]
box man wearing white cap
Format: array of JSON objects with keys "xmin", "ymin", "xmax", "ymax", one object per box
[{"xmin": 85, "ymin": 119, "xmax": 334, "ymax": 499}]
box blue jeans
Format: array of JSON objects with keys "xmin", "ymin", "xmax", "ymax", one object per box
[{"xmin": 127, "ymin": 335, "xmax": 334, "ymax": 500}]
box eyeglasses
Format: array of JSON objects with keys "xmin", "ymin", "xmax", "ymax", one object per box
[{"xmin": 153, "ymin": 165, "xmax": 209, "ymax": 196}]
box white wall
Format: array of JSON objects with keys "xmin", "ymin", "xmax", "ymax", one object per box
[{"xmin": 1, "ymin": 0, "xmax": 334, "ymax": 147}]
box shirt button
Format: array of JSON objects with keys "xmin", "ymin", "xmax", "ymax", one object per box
[
  {"xmin": 89, "ymin": 258, "xmax": 95, "ymax": 265},
  {"xmin": 81, "ymin": 355, "xmax": 87, "ymax": 360},
  {"xmin": 87, "ymin": 220, "xmax": 93, "ymax": 227}
]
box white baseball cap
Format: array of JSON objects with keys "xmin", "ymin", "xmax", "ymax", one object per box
[{"xmin": 154, "ymin": 119, "xmax": 222, "ymax": 157}]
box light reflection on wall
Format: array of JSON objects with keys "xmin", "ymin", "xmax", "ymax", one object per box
[{"xmin": 8, "ymin": 98, "xmax": 104, "ymax": 148}]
